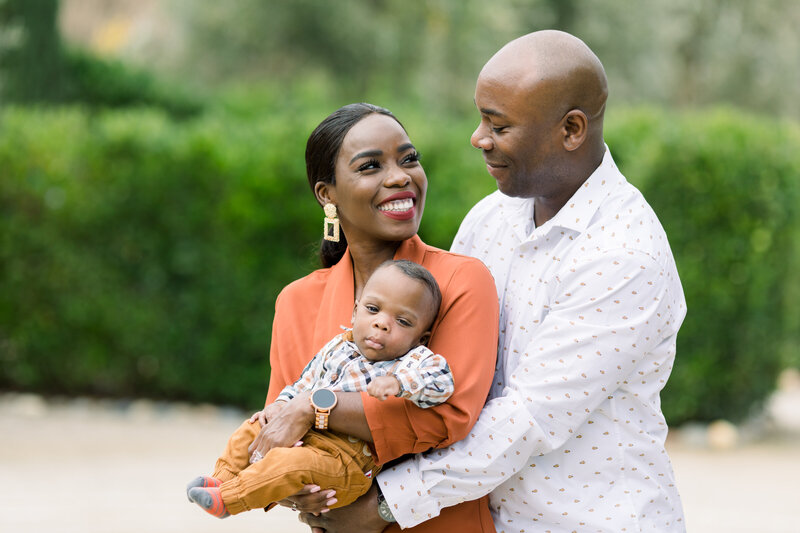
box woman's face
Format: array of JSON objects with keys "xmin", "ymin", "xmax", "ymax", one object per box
[{"xmin": 323, "ymin": 113, "xmax": 427, "ymax": 247}]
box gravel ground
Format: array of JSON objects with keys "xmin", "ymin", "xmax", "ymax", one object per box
[{"xmin": 2, "ymin": 377, "xmax": 799, "ymax": 533}]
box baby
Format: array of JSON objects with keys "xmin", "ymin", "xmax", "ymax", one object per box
[{"xmin": 187, "ymin": 259, "xmax": 454, "ymax": 518}]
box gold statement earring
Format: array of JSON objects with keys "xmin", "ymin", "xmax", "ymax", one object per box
[{"xmin": 323, "ymin": 203, "xmax": 340, "ymax": 242}]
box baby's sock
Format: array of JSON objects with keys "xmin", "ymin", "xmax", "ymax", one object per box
[
  {"xmin": 188, "ymin": 487, "xmax": 230, "ymax": 519},
  {"xmin": 186, "ymin": 476, "xmax": 221, "ymax": 502}
]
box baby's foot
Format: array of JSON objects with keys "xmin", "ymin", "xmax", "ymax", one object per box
[
  {"xmin": 188, "ymin": 487, "xmax": 230, "ymax": 518},
  {"xmin": 186, "ymin": 476, "xmax": 221, "ymax": 502}
]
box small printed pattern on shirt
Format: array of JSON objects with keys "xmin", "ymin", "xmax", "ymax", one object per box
[{"xmin": 278, "ymin": 331, "xmax": 454, "ymax": 409}]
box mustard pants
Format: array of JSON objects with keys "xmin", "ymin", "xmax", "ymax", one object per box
[{"xmin": 213, "ymin": 420, "xmax": 378, "ymax": 515}]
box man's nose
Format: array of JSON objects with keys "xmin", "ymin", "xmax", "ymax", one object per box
[{"xmin": 470, "ymin": 123, "xmax": 493, "ymax": 150}]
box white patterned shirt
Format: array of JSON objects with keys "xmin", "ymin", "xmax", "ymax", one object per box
[
  {"xmin": 277, "ymin": 330, "xmax": 454, "ymax": 409},
  {"xmin": 378, "ymin": 149, "xmax": 687, "ymax": 532}
]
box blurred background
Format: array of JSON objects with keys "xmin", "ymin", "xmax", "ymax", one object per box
[{"xmin": 1, "ymin": 1, "xmax": 800, "ymax": 530}]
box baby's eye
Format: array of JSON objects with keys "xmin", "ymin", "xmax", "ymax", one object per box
[
  {"xmin": 365, "ymin": 304, "xmax": 379, "ymax": 313},
  {"xmin": 398, "ymin": 318, "xmax": 412, "ymax": 327}
]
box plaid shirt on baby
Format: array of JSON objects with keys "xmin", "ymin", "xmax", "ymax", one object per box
[{"xmin": 277, "ymin": 329, "xmax": 454, "ymax": 408}]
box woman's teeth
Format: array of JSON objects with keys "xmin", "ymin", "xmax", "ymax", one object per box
[{"xmin": 378, "ymin": 198, "xmax": 414, "ymax": 212}]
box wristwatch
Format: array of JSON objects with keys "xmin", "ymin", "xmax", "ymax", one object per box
[
  {"xmin": 376, "ymin": 485, "xmax": 397, "ymax": 523},
  {"xmin": 309, "ymin": 388, "xmax": 337, "ymax": 430}
]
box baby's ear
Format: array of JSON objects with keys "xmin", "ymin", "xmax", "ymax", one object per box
[
  {"xmin": 419, "ymin": 330, "xmax": 431, "ymax": 346},
  {"xmin": 351, "ymin": 301, "xmax": 358, "ymax": 324}
]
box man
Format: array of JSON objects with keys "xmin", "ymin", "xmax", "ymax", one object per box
[{"xmin": 302, "ymin": 29, "xmax": 687, "ymax": 533}]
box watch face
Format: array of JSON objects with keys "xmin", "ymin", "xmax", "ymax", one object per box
[
  {"xmin": 312, "ymin": 388, "xmax": 337, "ymax": 409},
  {"xmin": 378, "ymin": 499, "xmax": 396, "ymax": 522}
]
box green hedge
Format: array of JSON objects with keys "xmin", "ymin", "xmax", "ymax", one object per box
[
  {"xmin": 1, "ymin": 105, "xmax": 799, "ymax": 423},
  {"xmin": 0, "ymin": 108, "xmax": 318, "ymax": 406},
  {"xmin": 606, "ymin": 108, "xmax": 800, "ymax": 424}
]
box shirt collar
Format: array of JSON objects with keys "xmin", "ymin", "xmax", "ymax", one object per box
[
  {"xmin": 326, "ymin": 233, "xmax": 427, "ymax": 300},
  {"xmin": 498, "ymin": 147, "xmax": 619, "ymax": 240}
]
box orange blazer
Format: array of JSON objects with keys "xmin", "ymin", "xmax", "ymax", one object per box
[{"xmin": 266, "ymin": 235, "xmax": 499, "ymax": 533}]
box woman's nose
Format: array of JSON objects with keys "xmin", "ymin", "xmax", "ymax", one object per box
[
  {"xmin": 385, "ymin": 165, "xmax": 411, "ymax": 187},
  {"xmin": 471, "ymin": 123, "xmax": 493, "ymax": 150}
]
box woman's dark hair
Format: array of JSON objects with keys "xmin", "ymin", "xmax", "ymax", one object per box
[{"xmin": 305, "ymin": 103, "xmax": 404, "ymax": 268}]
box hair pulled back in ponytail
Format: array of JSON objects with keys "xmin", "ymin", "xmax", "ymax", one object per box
[{"xmin": 305, "ymin": 103, "xmax": 403, "ymax": 267}]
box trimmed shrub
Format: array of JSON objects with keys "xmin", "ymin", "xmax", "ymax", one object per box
[
  {"xmin": 1, "ymin": 105, "xmax": 798, "ymax": 423},
  {"xmin": 607, "ymin": 107, "xmax": 800, "ymax": 424},
  {"xmin": 0, "ymin": 107, "xmax": 316, "ymax": 407}
]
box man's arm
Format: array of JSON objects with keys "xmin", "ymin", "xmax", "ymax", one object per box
[{"xmin": 379, "ymin": 249, "xmax": 682, "ymax": 527}]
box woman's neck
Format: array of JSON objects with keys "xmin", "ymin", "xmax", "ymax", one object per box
[{"xmin": 348, "ymin": 240, "xmax": 402, "ymax": 300}]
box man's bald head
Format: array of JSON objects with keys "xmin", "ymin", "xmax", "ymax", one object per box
[
  {"xmin": 481, "ymin": 30, "xmax": 608, "ymax": 137},
  {"xmin": 471, "ymin": 30, "xmax": 609, "ymax": 223}
]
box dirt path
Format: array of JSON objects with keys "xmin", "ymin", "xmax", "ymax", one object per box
[{"xmin": 1, "ymin": 391, "xmax": 798, "ymax": 533}]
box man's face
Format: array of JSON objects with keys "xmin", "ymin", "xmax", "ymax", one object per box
[
  {"xmin": 470, "ymin": 72, "xmax": 564, "ymax": 199},
  {"xmin": 351, "ymin": 266, "xmax": 434, "ymax": 362}
]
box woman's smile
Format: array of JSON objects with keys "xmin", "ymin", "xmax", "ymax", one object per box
[{"xmin": 377, "ymin": 191, "xmax": 417, "ymax": 220}]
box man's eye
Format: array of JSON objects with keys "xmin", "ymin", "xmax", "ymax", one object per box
[{"xmin": 491, "ymin": 126, "xmax": 508, "ymax": 134}]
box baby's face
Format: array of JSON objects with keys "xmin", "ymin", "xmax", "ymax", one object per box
[{"xmin": 352, "ymin": 266, "xmax": 435, "ymax": 362}]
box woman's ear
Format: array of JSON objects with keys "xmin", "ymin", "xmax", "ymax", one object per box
[
  {"xmin": 314, "ymin": 181, "xmax": 336, "ymax": 208},
  {"xmin": 561, "ymin": 109, "xmax": 588, "ymax": 152}
]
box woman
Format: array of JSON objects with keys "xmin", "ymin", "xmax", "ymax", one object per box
[{"xmin": 255, "ymin": 103, "xmax": 498, "ymax": 532}]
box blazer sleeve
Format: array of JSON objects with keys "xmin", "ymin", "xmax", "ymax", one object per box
[
  {"xmin": 266, "ymin": 290, "xmax": 290, "ymax": 405},
  {"xmin": 363, "ymin": 257, "xmax": 499, "ymax": 465}
]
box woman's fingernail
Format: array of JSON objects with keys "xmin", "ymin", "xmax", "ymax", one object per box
[
  {"xmin": 326, "ymin": 490, "xmax": 336, "ymax": 498},
  {"xmin": 326, "ymin": 498, "xmax": 337, "ymax": 507},
  {"xmin": 320, "ymin": 508, "xmax": 330, "ymax": 514},
  {"xmin": 308, "ymin": 485, "xmax": 321, "ymax": 493}
]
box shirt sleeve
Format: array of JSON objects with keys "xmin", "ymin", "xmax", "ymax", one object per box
[
  {"xmin": 277, "ymin": 335, "xmax": 341, "ymax": 402},
  {"xmin": 363, "ymin": 258, "xmax": 499, "ymax": 465},
  {"xmin": 393, "ymin": 347, "xmax": 455, "ymax": 408},
  {"xmin": 378, "ymin": 249, "xmax": 681, "ymax": 527},
  {"xmin": 265, "ymin": 291, "xmax": 289, "ymax": 406}
]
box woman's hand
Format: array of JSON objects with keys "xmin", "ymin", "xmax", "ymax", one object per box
[
  {"xmin": 367, "ymin": 376, "xmax": 401, "ymax": 401},
  {"xmin": 248, "ymin": 400, "xmax": 288, "ymax": 427},
  {"xmin": 247, "ymin": 392, "xmax": 313, "ymax": 458},
  {"xmin": 278, "ymin": 484, "xmax": 338, "ymax": 515},
  {"xmin": 299, "ymin": 484, "xmax": 387, "ymax": 533}
]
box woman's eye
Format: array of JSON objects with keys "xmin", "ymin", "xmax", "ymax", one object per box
[
  {"xmin": 402, "ymin": 151, "xmax": 421, "ymax": 165},
  {"xmin": 491, "ymin": 126, "xmax": 508, "ymax": 134},
  {"xmin": 358, "ymin": 159, "xmax": 381, "ymax": 172}
]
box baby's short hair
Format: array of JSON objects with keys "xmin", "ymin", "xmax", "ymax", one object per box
[{"xmin": 378, "ymin": 259, "xmax": 442, "ymax": 321}]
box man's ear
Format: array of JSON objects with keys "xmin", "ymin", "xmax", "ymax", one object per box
[
  {"xmin": 419, "ymin": 330, "xmax": 432, "ymax": 346},
  {"xmin": 314, "ymin": 181, "xmax": 336, "ymax": 207},
  {"xmin": 561, "ymin": 109, "xmax": 588, "ymax": 152}
]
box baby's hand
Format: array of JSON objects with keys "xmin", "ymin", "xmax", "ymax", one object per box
[{"xmin": 367, "ymin": 376, "xmax": 401, "ymax": 401}]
